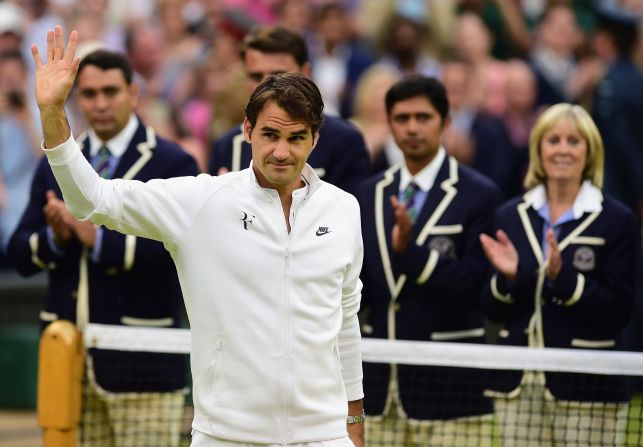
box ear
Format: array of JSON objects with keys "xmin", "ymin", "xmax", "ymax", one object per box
[
  {"xmin": 310, "ymin": 131, "xmax": 319, "ymax": 151},
  {"xmin": 301, "ymin": 63, "xmax": 312, "ymax": 78},
  {"xmin": 242, "ymin": 117, "xmax": 252, "ymax": 143},
  {"xmin": 442, "ymin": 114, "xmax": 452, "ymax": 132},
  {"xmin": 129, "ymin": 83, "xmax": 140, "ymax": 108}
]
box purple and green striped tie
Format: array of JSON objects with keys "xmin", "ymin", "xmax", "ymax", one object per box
[
  {"xmin": 400, "ymin": 182, "xmax": 420, "ymax": 223},
  {"xmin": 93, "ymin": 145, "xmax": 112, "ymax": 179}
]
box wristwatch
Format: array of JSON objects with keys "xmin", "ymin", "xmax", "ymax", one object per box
[{"xmin": 346, "ymin": 410, "xmax": 366, "ymax": 424}]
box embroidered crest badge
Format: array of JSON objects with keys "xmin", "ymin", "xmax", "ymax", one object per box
[
  {"xmin": 429, "ymin": 236, "xmax": 457, "ymax": 259},
  {"xmin": 573, "ymin": 246, "xmax": 596, "ymax": 271}
]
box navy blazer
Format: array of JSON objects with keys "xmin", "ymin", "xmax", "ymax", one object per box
[
  {"xmin": 482, "ymin": 191, "xmax": 638, "ymax": 402},
  {"xmin": 357, "ymin": 157, "xmax": 500, "ymax": 420},
  {"xmin": 8, "ymin": 122, "xmax": 199, "ymax": 392},
  {"xmin": 208, "ymin": 115, "xmax": 370, "ymax": 195}
]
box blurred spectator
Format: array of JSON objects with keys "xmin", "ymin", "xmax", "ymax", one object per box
[
  {"xmin": 349, "ymin": 64, "xmax": 402, "ymax": 173},
  {"xmin": 442, "ymin": 60, "xmax": 477, "ymax": 166},
  {"xmin": 457, "ymin": 0, "xmax": 531, "ymax": 59},
  {"xmin": 530, "ymin": 3, "xmax": 585, "ymax": 106},
  {"xmin": 590, "ymin": 1, "xmax": 643, "ymax": 220},
  {"xmin": 277, "ymin": 0, "xmax": 314, "ymax": 37},
  {"xmin": 68, "ymin": 0, "xmax": 126, "ymax": 52},
  {"xmin": 0, "ymin": 51, "xmax": 40, "ymax": 267},
  {"xmin": 497, "ymin": 59, "xmax": 540, "ymax": 196},
  {"xmin": 376, "ymin": 13, "xmax": 442, "ymax": 79},
  {"xmin": 309, "ymin": 1, "xmax": 375, "ymax": 117},
  {"xmin": 454, "ymin": 12, "xmax": 509, "ymax": 116},
  {"xmin": 0, "ymin": 1, "xmax": 26, "ymax": 53},
  {"xmin": 441, "ymin": 59, "xmax": 518, "ymax": 199},
  {"xmin": 157, "ymin": 0, "xmax": 208, "ymax": 102}
]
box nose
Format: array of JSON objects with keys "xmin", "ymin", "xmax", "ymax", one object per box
[
  {"xmin": 93, "ymin": 93, "xmax": 108, "ymax": 110},
  {"xmin": 406, "ymin": 117, "xmax": 419, "ymax": 134},
  {"xmin": 273, "ymin": 140, "xmax": 290, "ymax": 160}
]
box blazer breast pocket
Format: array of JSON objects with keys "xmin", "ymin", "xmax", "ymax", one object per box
[{"xmin": 426, "ymin": 226, "xmax": 463, "ymax": 260}]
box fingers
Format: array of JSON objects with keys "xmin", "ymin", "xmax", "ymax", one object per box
[
  {"xmin": 54, "ymin": 26, "xmax": 64, "ymax": 61},
  {"xmin": 46, "ymin": 30, "xmax": 54, "ymax": 62},
  {"xmin": 46, "ymin": 190, "xmax": 57, "ymax": 202},
  {"xmin": 479, "ymin": 233, "xmax": 492, "ymax": 248},
  {"xmin": 496, "ymin": 229, "xmax": 510, "ymax": 245},
  {"xmin": 31, "ymin": 44, "xmax": 43, "ymax": 69},
  {"xmin": 63, "ymin": 30, "xmax": 78, "ymax": 65}
]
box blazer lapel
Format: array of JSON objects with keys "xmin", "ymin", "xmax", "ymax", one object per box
[
  {"xmin": 111, "ymin": 122, "xmax": 156, "ymax": 180},
  {"xmin": 415, "ymin": 156, "xmax": 460, "ymax": 246},
  {"xmin": 374, "ymin": 165, "xmax": 407, "ymax": 300}
]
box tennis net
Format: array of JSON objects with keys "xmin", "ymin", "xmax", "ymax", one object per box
[{"xmin": 81, "ymin": 323, "xmax": 643, "ymax": 446}]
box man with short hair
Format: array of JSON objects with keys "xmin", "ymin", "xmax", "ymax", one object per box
[
  {"xmin": 209, "ymin": 26, "xmax": 370, "ymax": 196},
  {"xmin": 357, "ymin": 75, "xmax": 500, "ymax": 446},
  {"xmin": 8, "ymin": 48, "xmax": 198, "ymax": 446},
  {"xmin": 31, "ymin": 26, "xmax": 365, "ymax": 447}
]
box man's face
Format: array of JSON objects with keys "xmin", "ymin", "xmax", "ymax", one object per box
[
  {"xmin": 244, "ymin": 100, "xmax": 316, "ymax": 191},
  {"xmin": 76, "ymin": 66, "xmax": 138, "ymax": 141},
  {"xmin": 389, "ymin": 95, "xmax": 447, "ymax": 166},
  {"xmin": 244, "ymin": 48, "xmax": 306, "ymax": 91}
]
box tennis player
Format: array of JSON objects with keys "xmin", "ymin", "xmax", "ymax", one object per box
[{"xmin": 32, "ymin": 26, "xmax": 365, "ymax": 447}]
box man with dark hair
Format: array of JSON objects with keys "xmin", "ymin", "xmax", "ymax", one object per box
[
  {"xmin": 209, "ymin": 25, "xmax": 370, "ymax": 196},
  {"xmin": 357, "ymin": 75, "xmax": 500, "ymax": 446},
  {"xmin": 8, "ymin": 47, "xmax": 198, "ymax": 446},
  {"xmin": 30, "ymin": 26, "xmax": 365, "ymax": 447}
]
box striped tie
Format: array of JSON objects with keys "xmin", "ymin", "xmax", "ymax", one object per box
[
  {"xmin": 400, "ymin": 182, "xmax": 420, "ymax": 223},
  {"xmin": 93, "ymin": 145, "xmax": 112, "ymax": 179}
]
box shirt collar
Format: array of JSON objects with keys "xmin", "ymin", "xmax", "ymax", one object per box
[
  {"xmin": 524, "ymin": 180, "xmax": 603, "ymax": 219},
  {"xmin": 399, "ymin": 147, "xmax": 446, "ymax": 193},
  {"xmin": 88, "ymin": 114, "xmax": 138, "ymax": 158}
]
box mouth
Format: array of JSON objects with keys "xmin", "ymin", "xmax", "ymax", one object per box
[{"xmin": 92, "ymin": 117, "xmax": 113, "ymax": 125}]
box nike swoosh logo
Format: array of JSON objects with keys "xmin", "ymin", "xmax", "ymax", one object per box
[{"xmin": 316, "ymin": 229, "xmax": 331, "ymax": 236}]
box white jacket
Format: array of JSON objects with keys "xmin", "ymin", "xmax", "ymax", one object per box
[{"xmin": 46, "ymin": 134, "xmax": 364, "ymax": 444}]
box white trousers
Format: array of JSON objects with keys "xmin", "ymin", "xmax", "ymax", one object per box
[{"xmin": 190, "ymin": 430, "xmax": 356, "ymax": 447}]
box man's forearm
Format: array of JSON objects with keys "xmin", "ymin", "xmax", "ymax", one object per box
[{"xmin": 40, "ymin": 105, "xmax": 71, "ymax": 149}]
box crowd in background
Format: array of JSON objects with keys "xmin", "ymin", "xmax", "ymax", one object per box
[{"xmin": 1, "ymin": 0, "xmax": 642, "ymax": 268}]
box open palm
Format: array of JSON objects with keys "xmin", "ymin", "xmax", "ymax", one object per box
[
  {"xmin": 31, "ymin": 26, "xmax": 79, "ymax": 108},
  {"xmin": 479, "ymin": 230, "xmax": 519, "ymax": 280}
]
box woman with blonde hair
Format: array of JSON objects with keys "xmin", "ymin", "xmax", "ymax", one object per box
[{"xmin": 479, "ymin": 103, "xmax": 638, "ymax": 446}]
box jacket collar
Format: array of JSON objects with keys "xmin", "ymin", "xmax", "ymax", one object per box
[
  {"xmin": 523, "ymin": 180, "xmax": 603, "ymax": 219},
  {"xmin": 399, "ymin": 147, "xmax": 446, "ymax": 193},
  {"xmin": 87, "ymin": 114, "xmax": 139, "ymax": 158},
  {"xmin": 246, "ymin": 161, "xmax": 320, "ymax": 201}
]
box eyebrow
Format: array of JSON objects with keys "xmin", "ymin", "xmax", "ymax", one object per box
[
  {"xmin": 78, "ymin": 85, "xmax": 121, "ymax": 93},
  {"xmin": 260, "ymin": 126, "xmax": 309, "ymax": 136}
]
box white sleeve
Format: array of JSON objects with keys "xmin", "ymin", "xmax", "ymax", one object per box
[
  {"xmin": 44, "ymin": 133, "xmax": 205, "ymax": 250},
  {"xmin": 338, "ymin": 197, "xmax": 364, "ymax": 401}
]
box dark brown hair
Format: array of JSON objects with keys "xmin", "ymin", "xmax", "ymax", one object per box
[
  {"xmin": 240, "ymin": 26, "xmax": 309, "ymax": 67},
  {"xmin": 245, "ymin": 72, "xmax": 324, "ymax": 137}
]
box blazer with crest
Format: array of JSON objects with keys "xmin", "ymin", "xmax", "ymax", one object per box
[
  {"xmin": 481, "ymin": 186, "xmax": 638, "ymax": 402},
  {"xmin": 209, "ymin": 115, "xmax": 370, "ymax": 195},
  {"xmin": 356, "ymin": 156, "xmax": 500, "ymax": 420},
  {"xmin": 8, "ymin": 121, "xmax": 198, "ymax": 392}
]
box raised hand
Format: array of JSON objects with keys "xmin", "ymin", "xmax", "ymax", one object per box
[
  {"xmin": 545, "ymin": 228, "xmax": 562, "ymax": 280},
  {"xmin": 32, "ymin": 26, "xmax": 79, "ymax": 109},
  {"xmin": 390, "ymin": 195, "xmax": 413, "ymax": 254},
  {"xmin": 479, "ymin": 229, "xmax": 518, "ymax": 281}
]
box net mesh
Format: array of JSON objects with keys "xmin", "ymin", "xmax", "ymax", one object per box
[{"xmin": 82, "ymin": 324, "xmax": 643, "ymax": 447}]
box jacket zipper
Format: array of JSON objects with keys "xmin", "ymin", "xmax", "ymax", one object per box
[{"xmin": 281, "ymin": 213, "xmax": 293, "ymax": 445}]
